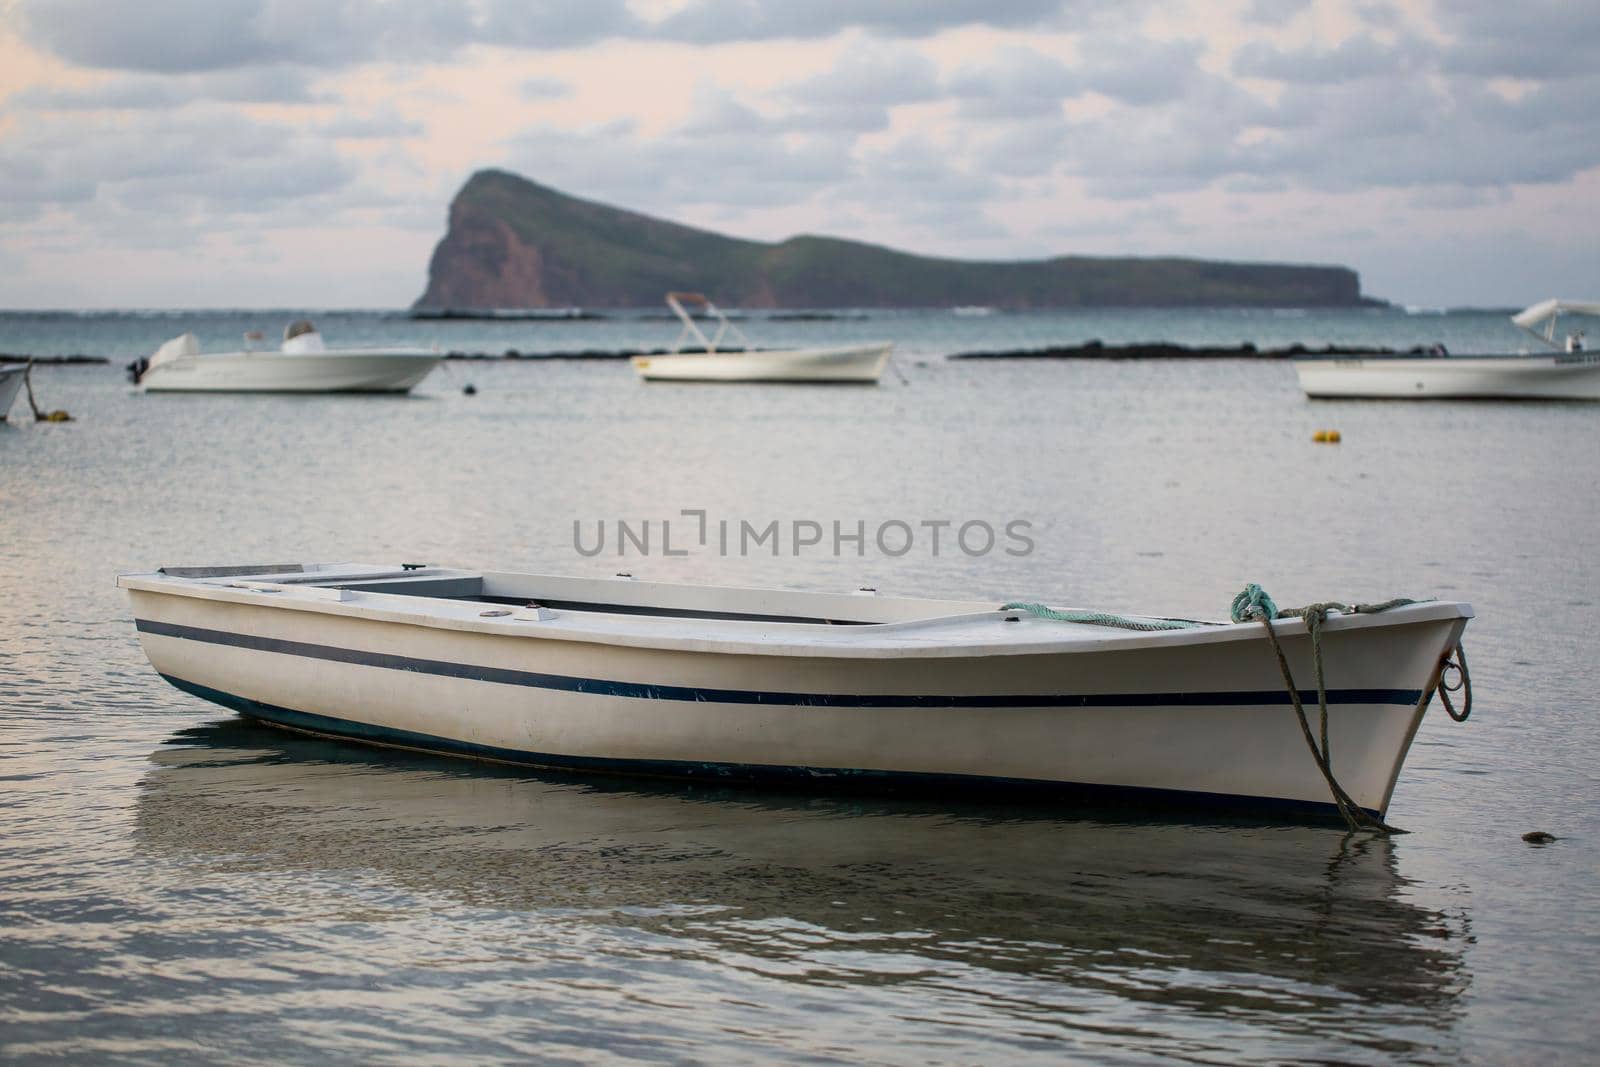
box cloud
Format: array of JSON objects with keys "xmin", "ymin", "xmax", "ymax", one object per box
[
  {"xmin": 500, "ymin": 114, "xmax": 857, "ymax": 217},
  {"xmin": 1248, "ymin": 73, "xmax": 1600, "ymax": 190},
  {"xmin": 10, "ymin": 67, "xmax": 327, "ymax": 109},
  {"xmin": 1437, "ymin": 2, "xmax": 1600, "ymax": 80},
  {"xmin": 16, "ymin": 0, "xmax": 278, "ymax": 73},
  {"xmin": 776, "ymin": 41, "xmax": 943, "ymax": 133},
  {"xmin": 518, "ymin": 77, "xmax": 573, "ymax": 101},
  {"xmin": 646, "ymin": 0, "xmax": 1073, "ymax": 45},
  {"xmin": 677, "ymin": 83, "xmax": 776, "ymax": 137},
  {"xmin": 11, "ymin": 0, "xmax": 625, "ymax": 73},
  {"xmin": 1241, "ymin": 0, "xmax": 1313, "ymax": 24},
  {"xmin": 781, "ymin": 41, "xmax": 941, "ymax": 107},
  {"xmin": 0, "ymin": 107, "xmax": 354, "ymax": 223},
  {"xmin": 944, "ymin": 42, "xmax": 1268, "ymax": 194},
  {"xmin": 320, "ymin": 106, "xmax": 423, "ymax": 139},
  {"xmin": 14, "ymin": 0, "xmax": 1083, "ymax": 75},
  {"xmin": 946, "ymin": 34, "xmax": 1207, "ymax": 121},
  {"xmin": 6, "ymin": 0, "xmax": 1599, "ymax": 306},
  {"xmin": 1068, "ymin": 34, "xmax": 1208, "ymax": 105},
  {"xmin": 946, "ymin": 46, "xmax": 1080, "ymax": 120},
  {"xmin": 1231, "ymin": 34, "xmax": 1435, "ymax": 84}
]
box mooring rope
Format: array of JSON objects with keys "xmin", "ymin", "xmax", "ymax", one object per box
[
  {"xmin": 1438, "ymin": 643, "xmax": 1472, "ymax": 722},
  {"xmin": 1230, "ymin": 590, "xmax": 1404, "ymax": 833},
  {"xmin": 1005, "ymin": 582, "xmax": 1469, "ymax": 833}
]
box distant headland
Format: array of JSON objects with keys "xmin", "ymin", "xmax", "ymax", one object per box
[{"xmin": 414, "ymin": 169, "xmax": 1377, "ymax": 311}]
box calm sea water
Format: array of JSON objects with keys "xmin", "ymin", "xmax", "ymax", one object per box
[{"xmin": 3, "ymin": 308, "xmax": 1597, "ymax": 1063}]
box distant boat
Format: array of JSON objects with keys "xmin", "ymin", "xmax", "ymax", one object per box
[
  {"xmin": 128, "ymin": 321, "xmax": 441, "ymax": 394},
  {"xmin": 1295, "ymin": 298, "xmax": 1600, "ymax": 399},
  {"xmin": 119, "ymin": 561, "xmax": 1472, "ymax": 821},
  {"xmin": 0, "ymin": 363, "xmax": 26, "ymax": 420},
  {"xmin": 950, "ymin": 305, "xmax": 995, "ymax": 317},
  {"xmin": 631, "ymin": 293, "xmax": 892, "ymax": 383}
]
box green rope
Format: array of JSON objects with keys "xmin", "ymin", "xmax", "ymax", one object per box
[
  {"xmin": 1000, "ymin": 602, "xmax": 1203, "ymax": 632},
  {"xmin": 1005, "ymin": 583, "xmax": 1452, "ymax": 835},
  {"xmin": 1230, "ymin": 583, "xmax": 1279, "ymax": 624}
]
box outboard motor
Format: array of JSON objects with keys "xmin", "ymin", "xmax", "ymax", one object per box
[{"xmin": 126, "ymin": 357, "xmax": 149, "ymax": 384}]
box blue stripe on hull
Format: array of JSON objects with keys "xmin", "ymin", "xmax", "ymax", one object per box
[
  {"xmin": 158, "ymin": 674, "xmax": 1373, "ymax": 823},
  {"xmin": 135, "ymin": 618, "xmax": 1420, "ymax": 710}
]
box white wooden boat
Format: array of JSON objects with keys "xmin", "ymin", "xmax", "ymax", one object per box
[
  {"xmin": 1295, "ymin": 298, "xmax": 1600, "ymax": 399},
  {"xmin": 119, "ymin": 562, "xmax": 1473, "ymax": 822},
  {"xmin": 0, "ymin": 363, "xmax": 26, "ymax": 419},
  {"xmin": 130, "ymin": 321, "xmax": 440, "ymax": 394},
  {"xmin": 631, "ymin": 293, "xmax": 892, "ymax": 383}
]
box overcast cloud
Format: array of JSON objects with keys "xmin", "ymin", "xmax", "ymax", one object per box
[{"xmin": 1, "ymin": 0, "xmax": 1596, "ymax": 307}]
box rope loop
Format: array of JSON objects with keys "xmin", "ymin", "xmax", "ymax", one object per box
[{"xmin": 1439, "ymin": 644, "xmax": 1472, "ymax": 722}]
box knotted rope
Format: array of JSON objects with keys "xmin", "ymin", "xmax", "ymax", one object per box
[{"xmin": 1230, "ymin": 586, "xmax": 1408, "ymax": 834}]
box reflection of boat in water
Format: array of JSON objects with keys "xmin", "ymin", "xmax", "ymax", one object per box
[
  {"xmin": 136, "ymin": 718, "xmax": 1471, "ymax": 1044},
  {"xmin": 0, "ymin": 362, "xmax": 26, "ymax": 420}
]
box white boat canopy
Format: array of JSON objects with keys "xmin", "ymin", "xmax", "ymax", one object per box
[
  {"xmin": 150, "ymin": 332, "xmax": 199, "ymax": 368},
  {"xmin": 666, "ymin": 292, "xmax": 752, "ymax": 355},
  {"xmin": 1511, "ymin": 298, "xmax": 1600, "ymax": 346}
]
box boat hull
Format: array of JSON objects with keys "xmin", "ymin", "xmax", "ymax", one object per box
[
  {"xmin": 139, "ymin": 350, "xmax": 441, "ymax": 393},
  {"xmin": 1295, "ymin": 353, "xmax": 1600, "ymax": 399},
  {"xmin": 123, "ymin": 578, "xmax": 1467, "ymax": 820},
  {"xmin": 0, "ymin": 364, "xmax": 26, "ymax": 418},
  {"xmin": 632, "ymin": 343, "xmax": 892, "ymax": 383}
]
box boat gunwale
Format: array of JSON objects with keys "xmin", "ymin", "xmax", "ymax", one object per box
[
  {"xmin": 631, "ymin": 341, "xmax": 894, "ymax": 361},
  {"xmin": 117, "ymin": 567, "xmax": 1475, "ymax": 660},
  {"xmin": 1292, "ymin": 353, "xmax": 1600, "ymax": 368},
  {"xmin": 145, "ymin": 348, "xmax": 440, "ymax": 363}
]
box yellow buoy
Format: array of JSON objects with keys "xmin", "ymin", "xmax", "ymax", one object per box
[{"xmin": 1312, "ymin": 429, "xmax": 1341, "ymax": 444}]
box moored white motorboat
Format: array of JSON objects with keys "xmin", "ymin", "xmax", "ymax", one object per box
[
  {"xmin": 0, "ymin": 363, "xmax": 26, "ymax": 419},
  {"xmin": 631, "ymin": 293, "xmax": 892, "ymax": 383},
  {"xmin": 130, "ymin": 321, "xmax": 441, "ymax": 394},
  {"xmin": 1295, "ymin": 298, "xmax": 1600, "ymax": 399},
  {"xmin": 119, "ymin": 562, "xmax": 1473, "ymax": 822}
]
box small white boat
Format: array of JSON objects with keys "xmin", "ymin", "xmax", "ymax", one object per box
[
  {"xmin": 130, "ymin": 321, "xmax": 441, "ymax": 394},
  {"xmin": 1295, "ymin": 298, "xmax": 1600, "ymax": 399},
  {"xmin": 0, "ymin": 363, "xmax": 26, "ymax": 419},
  {"xmin": 631, "ymin": 293, "xmax": 892, "ymax": 383},
  {"xmin": 119, "ymin": 562, "xmax": 1473, "ymax": 822}
]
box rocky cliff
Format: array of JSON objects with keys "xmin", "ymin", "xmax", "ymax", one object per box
[{"xmin": 415, "ymin": 169, "xmax": 1369, "ymax": 310}]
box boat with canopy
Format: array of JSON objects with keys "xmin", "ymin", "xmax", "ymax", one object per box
[
  {"xmin": 1295, "ymin": 298, "xmax": 1600, "ymax": 399},
  {"xmin": 631, "ymin": 293, "xmax": 893, "ymax": 383},
  {"xmin": 128, "ymin": 321, "xmax": 441, "ymax": 394}
]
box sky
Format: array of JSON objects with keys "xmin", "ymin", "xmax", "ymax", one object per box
[{"xmin": 1, "ymin": 0, "xmax": 1596, "ymax": 309}]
